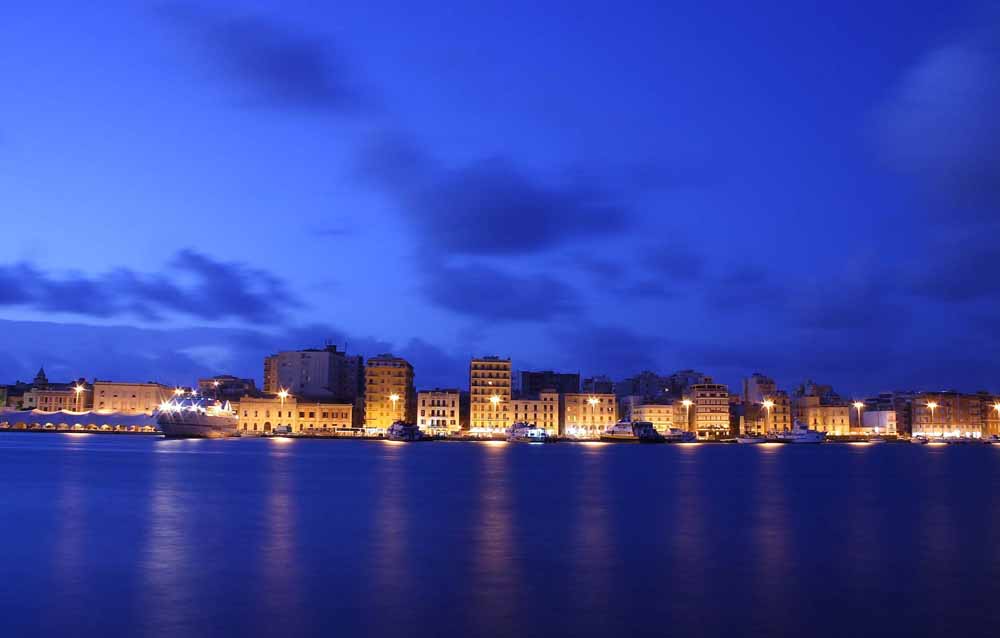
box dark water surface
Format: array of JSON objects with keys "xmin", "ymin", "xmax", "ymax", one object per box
[{"xmin": 1, "ymin": 433, "xmax": 999, "ymax": 637}]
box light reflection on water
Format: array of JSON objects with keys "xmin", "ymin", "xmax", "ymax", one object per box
[{"xmin": 2, "ymin": 435, "xmax": 999, "ymax": 638}]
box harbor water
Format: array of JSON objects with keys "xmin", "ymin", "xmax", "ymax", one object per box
[{"xmin": 1, "ymin": 433, "xmax": 998, "ymax": 637}]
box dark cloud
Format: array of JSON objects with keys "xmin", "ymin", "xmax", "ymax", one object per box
[
  {"xmin": 362, "ymin": 134, "xmax": 634, "ymax": 257},
  {"xmin": 422, "ymin": 261, "xmax": 580, "ymax": 321},
  {"xmin": 0, "ymin": 250, "xmax": 298, "ymax": 323},
  {"xmin": 878, "ymin": 27, "xmax": 1000, "ymax": 215},
  {"xmin": 158, "ymin": 3, "xmax": 368, "ymax": 113},
  {"xmin": 905, "ymin": 227, "xmax": 1000, "ymax": 303},
  {"xmin": 547, "ymin": 322, "xmax": 667, "ymax": 379}
]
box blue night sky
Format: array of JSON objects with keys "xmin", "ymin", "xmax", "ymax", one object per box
[{"xmin": 2, "ymin": 1, "xmax": 999, "ymax": 395}]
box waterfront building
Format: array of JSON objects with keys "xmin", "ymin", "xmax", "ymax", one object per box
[
  {"xmin": 582, "ymin": 375, "xmax": 615, "ymax": 394},
  {"xmin": 93, "ymin": 381, "xmax": 173, "ymax": 414},
  {"xmin": 263, "ymin": 345, "xmax": 363, "ymax": 402},
  {"xmin": 238, "ymin": 394, "xmax": 353, "ymax": 435},
  {"xmin": 364, "ymin": 354, "xmax": 416, "ymax": 429},
  {"xmin": 665, "ymin": 369, "xmax": 711, "ymax": 396},
  {"xmin": 417, "ymin": 389, "xmax": 461, "ymax": 435},
  {"xmin": 30, "ymin": 371, "xmax": 93, "ymax": 412},
  {"xmin": 684, "ymin": 381, "xmax": 730, "ymax": 439},
  {"xmin": 788, "ymin": 381, "xmax": 850, "ymax": 435},
  {"xmin": 631, "ymin": 402, "xmax": 675, "ymax": 433},
  {"xmin": 562, "ymin": 393, "xmax": 617, "ymax": 437},
  {"xmin": 511, "ymin": 390, "xmax": 560, "ymax": 435},
  {"xmin": 520, "ymin": 370, "xmax": 580, "ymax": 396},
  {"xmin": 469, "ymin": 356, "xmax": 512, "ymax": 435},
  {"xmin": 743, "ymin": 373, "xmax": 779, "ymax": 405},
  {"xmin": 197, "ymin": 375, "xmax": 258, "ymax": 402},
  {"xmin": 910, "ymin": 391, "xmax": 993, "ymax": 438},
  {"xmin": 859, "ymin": 410, "xmax": 897, "ymax": 435}
]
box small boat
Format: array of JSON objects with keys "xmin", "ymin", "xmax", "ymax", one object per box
[
  {"xmin": 945, "ymin": 436, "xmax": 977, "ymax": 445},
  {"xmin": 910, "ymin": 436, "xmax": 930, "ymax": 444},
  {"xmin": 736, "ymin": 434, "xmax": 769, "ymax": 444},
  {"xmin": 386, "ymin": 421, "xmax": 424, "ymax": 442},
  {"xmin": 600, "ymin": 420, "xmax": 665, "ymax": 443},
  {"xmin": 774, "ymin": 420, "xmax": 826, "ymax": 444},
  {"xmin": 662, "ymin": 427, "xmax": 697, "ymax": 443},
  {"xmin": 984, "ymin": 435, "xmax": 1000, "ymax": 445},
  {"xmin": 508, "ymin": 422, "xmax": 552, "ymax": 443}
]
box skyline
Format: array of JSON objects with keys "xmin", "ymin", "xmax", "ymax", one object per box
[{"xmin": 3, "ymin": 1, "xmax": 1000, "ymax": 394}]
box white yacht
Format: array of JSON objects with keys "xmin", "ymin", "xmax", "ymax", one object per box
[
  {"xmin": 662, "ymin": 427, "xmax": 697, "ymax": 443},
  {"xmin": 774, "ymin": 420, "xmax": 826, "ymax": 444},
  {"xmin": 508, "ymin": 422, "xmax": 552, "ymax": 443},
  {"xmin": 600, "ymin": 420, "xmax": 665, "ymax": 443},
  {"xmin": 386, "ymin": 421, "xmax": 425, "ymax": 442},
  {"xmin": 156, "ymin": 397, "xmax": 239, "ymax": 438},
  {"xmin": 736, "ymin": 434, "xmax": 769, "ymax": 444}
]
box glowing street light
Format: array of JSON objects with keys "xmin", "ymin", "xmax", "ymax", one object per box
[
  {"xmin": 587, "ymin": 396, "xmax": 599, "ymax": 407},
  {"xmin": 853, "ymin": 401, "xmax": 864, "ymax": 430},
  {"xmin": 681, "ymin": 398, "xmax": 694, "ymax": 430},
  {"xmin": 927, "ymin": 401, "xmax": 939, "ymax": 437},
  {"xmin": 761, "ymin": 398, "xmax": 774, "ymax": 432},
  {"xmin": 73, "ymin": 384, "xmax": 85, "ymax": 412},
  {"xmin": 389, "ymin": 393, "xmax": 400, "ymax": 421}
]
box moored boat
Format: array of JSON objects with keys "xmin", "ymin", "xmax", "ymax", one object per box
[
  {"xmin": 386, "ymin": 421, "xmax": 425, "ymax": 442},
  {"xmin": 156, "ymin": 397, "xmax": 239, "ymax": 439},
  {"xmin": 600, "ymin": 420, "xmax": 665, "ymax": 443},
  {"xmin": 662, "ymin": 427, "xmax": 697, "ymax": 443},
  {"xmin": 508, "ymin": 422, "xmax": 552, "ymax": 443},
  {"xmin": 736, "ymin": 434, "xmax": 769, "ymax": 444},
  {"xmin": 774, "ymin": 420, "xmax": 826, "ymax": 444}
]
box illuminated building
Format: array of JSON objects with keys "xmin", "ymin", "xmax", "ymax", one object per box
[
  {"xmin": 685, "ymin": 381, "xmax": 730, "ymax": 439},
  {"xmin": 469, "ymin": 356, "xmax": 512, "ymax": 435},
  {"xmin": 263, "ymin": 345, "xmax": 363, "ymax": 401},
  {"xmin": 197, "ymin": 375, "xmax": 258, "ymax": 402},
  {"xmin": 364, "ymin": 354, "xmax": 416, "ymax": 429},
  {"xmin": 910, "ymin": 391, "xmax": 993, "ymax": 438},
  {"xmin": 790, "ymin": 380, "xmax": 850, "ymax": 435},
  {"xmin": 630, "ymin": 402, "xmax": 675, "ymax": 433},
  {"xmin": 511, "ymin": 390, "xmax": 560, "ymax": 435},
  {"xmin": 417, "ymin": 389, "xmax": 461, "ymax": 435},
  {"xmin": 562, "ymin": 393, "xmax": 617, "ymax": 437},
  {"xmin": 92, "ymin": 381, "xmax": 173, "ymax": 414},
  {"xmin": 238, "ymin": 394, "xmax": 353, "ymax": 435}
]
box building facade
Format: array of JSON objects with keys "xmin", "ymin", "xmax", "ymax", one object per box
[
  {"xmin": 197, "ymin": 375, "xmax": 258, "ymax": 402},
  {"xmin": 562, "ymin": 393, "xmax": 617, "ymax": 437},
  {"xmin": 686, "ymin": 382, "xmax": 730, "ymax": 439},
  {"xmin": 364, "ymin": 354, "xmax": 416, "ymax": 429},
  {"xmin": 238, "ymin": 395, "xmax": 353, "ymax": 435},
  {"xmin": 417, "ymin": 389, "xmax": 461, "ymax": 434},
  {"xmin": 910, "ymin": 392, "xmax": 994, "ymax": 438},
  {"xmin": 519, "ymin": 370, "xmax": 580, "ymax": 396},
  {"xmin": 469, "ymin": 356, "xmax": 512, "ymax": 435},
  {"xmin": 93, "ymin": 381, "xmax": 173, "ymax": 414},
  {"xmin": 263, "ymin": 345, "xmax": 363, "ymax": 402},
  {"xmin": 790, "ymin": 380, "xmax": 851, "ymax": 435},
  {"xmin": 511, "ymin": 390, "xmax": 560, "ymax": 435},
  {"xmin": 859, "ymin": 410, "xmax": 897, "ymax": 435},
  {"xmin": 631, "ymin": 402, "xmax": 675, "ymax": 433}
]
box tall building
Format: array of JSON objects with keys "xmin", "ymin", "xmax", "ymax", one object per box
[
  {"xmin": 743, "ymin": 373, "xmax": 778, "ymax": 405},
  {"xmin": 583, "ymin": 375, "xmax": 615, "ymax": 394},
  {"xmin": 665, "ymin": 369, "xmax": 711, "ymax": 396},
  {"xmin": 685, "ymin": 381, "xmax": 730, "ymax": 439},
  {"xmin": 511, "ymin": 390, "xmax": 560, "ymax": 435},
  {"xmin": 93, "ymin": 381, "xmax": 173, "ymax": 414},
  {"xmin": 263, "ymin": 345, "xmax": 363, "ymax": 402},
  {"xmin": 469, "ymin": 356, "xmax": 512, "ymax": 435},
  {"xmin": 417, "ymin": 389, "xmax": 461, "ymax": 434},
  {"xmin": 631, "ymin": 402, "xmax": 675, "ymax": 433},
  {"xmin": 237, "ymin": 394, "xmax": 353, "ymax": 435},
  {"xmin": 364, "ymin": 354, "xmax": 416, "ymax": 429},
  {"xmin": 616, "ymin": 371, "xmax": 669, "ymax": 400},
  {"xmin": 910, "ymin": 391, "xmax": 995, "ymax": 438},
  {"xmin": 519, "ymin": 370, "xmax": 580, "ymax": 396},
  {"xmin": 562, "ymin": 393, "xmax": 617, "ymax": 437},
  {"xmin": 197, "ymin": 375, "xmax": 258, "ymax": 402}
]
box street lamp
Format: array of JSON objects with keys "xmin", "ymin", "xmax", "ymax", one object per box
[
  {"xmin": 927, "ymin": 401, "xmax": 939, "ymax": 438},
  {"xmin": 853, "ymin": 401, "xmax": 864, "ymax": 431},
  {"xmin": 490, "ymin": 394, "xmax": 501, "ymax": 433},
  {"xmin": 682, "ymin": 399, "xmax": 693, "ymax": 431},
  {"xmin": 73, "ymin": 384, "xmax": 85, "ymax": 412},
  {"xmin": 389, "ymin": 393, "xmax": 400, "ymax": 422},
  {"xmin": 762, "ymin": 399, "xmax": 774, "ymax": 433},
  {"xmin": 174, "ymin": 387, "xmax": 184, "ymax": 397}
]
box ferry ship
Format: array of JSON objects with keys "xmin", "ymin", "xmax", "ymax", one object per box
[
  {"xmin": 156, "ymin": 397, "xmax": 238, "ymax": 439},
  {"xmin": 773, "ymin": 420, "xmax": 826, "ymax": 444},
  {"xmin": 508, "ymin": 422, "xmax": 552, "ymax": 443},
  {"xmin": 600, "ymin": 420, "xmax": 665, "ymax": 443},
  {"xmin": 386, "ymin": 421, "xmax": 425, "ymax": 442}
]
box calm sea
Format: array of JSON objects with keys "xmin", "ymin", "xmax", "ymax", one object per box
[{"xmin": 1, "ymin": 433, "xmax": 998, "ymax": 637}]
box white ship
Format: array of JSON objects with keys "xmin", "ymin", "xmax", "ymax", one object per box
[
  {"xmin": 600, "ymin": 420, "xmax": 665, "ymax": 443},
  {"xmin": 386, "ymin": 421, "xmax": 425, "ymax": 442},
  {"xmin": 508, "ymin": 422, "xmax": 552, "ymax": 443},
  {"xmin": 662, "ymin": 427, "xmax": 697, "ymax": 443},
  {"xmin": 156, "ymin": 397, "xmax": 238, "ymax": 439},
  {"xmin": 773, "ymin": 420, "xmax": 826, "ymax": 444}
]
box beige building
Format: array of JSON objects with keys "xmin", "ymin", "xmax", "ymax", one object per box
[
  {"xmin": 511, "ymin": 390, "xmax": 560, "ymax": 435},
  {"xmin": 631, "ymin": 403, "xmax": 675, "ymax": 433},
  {"xmin": 469, "ymin": 356, "xmax": 512, "ymax": 435},
  {"xmin": 93, "ymin": 381, "xmax": 173, "ymax": 414},
  {"xmin": 911, "ymin": 392, "xmax": 994, "ymax": 438},
  {"xmin": 364, "ymin": 354, "xmax": 416, "ymax": 429},
  {"xmin": 34, "ymin": 380, "xmax": 92, "ymax": 412},
  {"xmin": 791, "ymin": 395, "xmax": 850, "ymax": 435},
  {"xmin": 562, "ymin": 393, "xmax": 617, "ymax": 437},
  {"xmin": 686, "ymin": 382, "xmax": 730, "ymax": 439},
  {"xmin": 238, "ymin": 394, "xmax": 353, "ymax": 435},
  {"xmin": 417, "ymin": 389, "xmax": 461, "ymax": 434}
]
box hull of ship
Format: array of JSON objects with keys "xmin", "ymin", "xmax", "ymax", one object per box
[{"xmin": 157, "ymin": 415, "xmax": 239, "ymax": 439}]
